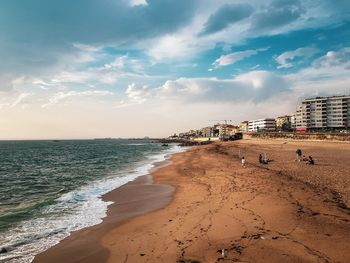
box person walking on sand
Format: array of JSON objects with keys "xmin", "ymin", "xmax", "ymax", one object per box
[
  {"xmin": 296, "ymin": 148, "xmax": 302, "ymax": 161},
  {"xmin": 241, "ymin": 156, "xmax": 246, "ymax": 168}
]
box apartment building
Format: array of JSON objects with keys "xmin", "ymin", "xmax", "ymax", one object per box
[
  {"xmin": 221, "ymin": 125, "xmax": 239, "ymax": 136},
  {"xmin": 294, "ymin": 95, "xmax": 350, "ymax": 130},
  {"xmin": 200, "ymin": 126, "xmax": 214, "ymax": 137},
  {"xmin": 276, "ymin": 115, "xmax": 292, "ymax": 131},
  {"xmin": 239, "ymin": 121, "xmax": 249, "ymax": 132},
  {"xmin": 248, "ymin": 118, "xmax": 276, "ymax": 132}
]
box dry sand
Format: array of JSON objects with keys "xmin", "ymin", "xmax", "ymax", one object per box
[{"xmin": 34, "ymin": 139, "xmax": 350, "ymax": 263}]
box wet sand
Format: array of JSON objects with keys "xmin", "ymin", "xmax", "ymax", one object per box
[
  {"xmin": 34, "ymin": 139, "xmax": 350, "ymax": 263},
  {"xmin": 33, "ymin": 172, "xmax": 175, "ymax": 263}
]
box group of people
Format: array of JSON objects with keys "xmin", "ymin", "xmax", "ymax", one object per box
[
  {"xmin": 240, "ymin": 148, "xmax": 315, "ymax": 168},
  {"xmin": 240, "ymin": 153, "xmax": 269, "ymax": 168},
  {"xmin": 295, "ymin": 148, "xmax": 314, "ymax": 165}
]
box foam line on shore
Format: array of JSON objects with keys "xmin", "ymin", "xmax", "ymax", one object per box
[{"xmin": 0, "ymin": 145, "xmax": 184, "ymax": 263}]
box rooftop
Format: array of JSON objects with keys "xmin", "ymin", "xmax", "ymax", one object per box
[{"xmin": 304, "ymin": 95, "xmax": 350, "ymax": 101}]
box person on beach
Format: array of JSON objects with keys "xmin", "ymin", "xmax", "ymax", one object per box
[
  {"xmin": 259, "ymin": 153, "xmax": 269, "ymax": 164},
  {"xmin": 296, "ymin": 148, "xmax": 302, "ymax": 161},
  {"xmin": 241, "ymin": 156, "xmax": 246, "ymax": 168},
  {"xmin": 307, "ymin": 156, "xmax": 314, "ymax": 165},
  {"xmin": 263, "ymin": 156, "xmax": 269, "ymax": 164}
]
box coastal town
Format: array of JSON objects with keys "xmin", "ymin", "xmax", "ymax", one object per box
[
  {"xmin": 171, "ymin": 95, "xmax": 350, "ymax": 141},
  {"xmin": 3, "ymin": 1, "xmax": 350, "ymax": 262}
]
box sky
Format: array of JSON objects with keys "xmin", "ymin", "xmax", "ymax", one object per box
[{"xmin": 0, "ymin": 0, "xmax": 350, "ymax": 139}]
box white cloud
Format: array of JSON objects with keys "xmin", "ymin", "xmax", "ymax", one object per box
[
  {"xmin": 38, "ymin": 53, "xmax": 151, "ymax": 87},
  {"xmin": 115, "ymin": 70, "xmax": 290, "ymax": 112},
  {"xmin": 47, "ymin": 67, "xmax": 135, "ymax": 86},
  {"xmin": 144, "ymin": 12, "xmax": 250, "ymax": 62},
  {"xmin": 42, "ymin": 90, "xmax": 113, "ymax": 108},
  {"xmin": 286, "ymin": 47, "xmax": 350, "ymax": 96},
  {"xmin": 126, "ymin": 83, "xmax": 152, "ymax": 102},
  {"xmin": 213, "ymin": 50, "xmax": 257, "ymax": 68},
  {"xmin": 11, "ymin": 93, "xmax": 31, "ymax": 108},
  {"xmin": 313, "ymin": 48, "xmax": 350, "ymax": 68},
  {"xmin": 156, "ymin": 70, "xmax": 290, "ymax": 103},
  {"xmin": 147, "ymin": 34, "xmax": 198, "ymax": 61},
  {"xmin": 275, "ymin": 47, "xmax": 319, "ymax": 68},
  {"xmin": 288, "ymin": 48, "xmax": 350, "ymax": 81},
  {"xmin": 114, "ymin": 83, "xmax": 152, "ymax": 108},
  {"xmin": 103, "ymin": 55, "xmax": 128, "ymax": 70},
  {"xmin": 212, "ymin": 48, "xmax": 268, "ymax": 68},
  {"xmin": 143, "ymin": 0, "xmax": 346, "ymax": 63},
  {"xmin": 103, "ymin": 55, "xmax": 146, "ymax": 74},
  {"xmin": 70, "ymin": 43, "xmax": 103, "ymax": 64},
  {"xmin": 129, "ymin": 0, "xmax": 148, "ymax": 7},
  {"xmin": 32, "ymin": 78, "xmax": 62, "ymax": 90},
  {"xmin": 0, "ymin": 92, "xmax": 31, "ymax": 109}
]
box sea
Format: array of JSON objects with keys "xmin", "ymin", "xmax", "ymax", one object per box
[{"xmin": 0, "ymin": 139, "xmax": 182, "ymax": 263}]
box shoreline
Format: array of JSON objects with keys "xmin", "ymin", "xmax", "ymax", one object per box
[
  {"xmin": 34, "ymin": 139, "xmax": 350, "ymax": 262},
  {"xmin": 32, "ymin": 148, "xmax": 183, "ymax": 263}
]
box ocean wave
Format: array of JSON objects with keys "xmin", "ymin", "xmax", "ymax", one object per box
[{"xmin": 0, "ymin": 145, "xmax": 183, "ymax": 263}]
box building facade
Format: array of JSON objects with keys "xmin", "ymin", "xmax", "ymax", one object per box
[
  {"xmin": 239, "ymin": 121, "xmax": 249, "ymax": 132},
  {"xmin": 275, "ymin": 115, "xmax": 292, "ymax": 131},
  {"xmin": 217, "ymin": 124, "xmax": 239, "ymax": 137},
  {"xmin": 294, "ymin": 95, "xmax": 350, "ymax": 130},
  {"xmin": 200, "ymin": 126, "xmax": 214, "ymax": 137},
  {"xmin": 248, "ymin": 118, "xmax": 276, "ymax": 132}
]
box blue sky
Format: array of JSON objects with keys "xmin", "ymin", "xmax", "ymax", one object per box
[{"xmin": 0, "ymin": 0, "xmax": 350, "ymax": 139}]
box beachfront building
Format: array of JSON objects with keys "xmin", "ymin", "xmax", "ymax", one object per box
[
  {"xmin": 227, "ymin": 125, "xmax": 239, "ymax": 135},
  {"xmin": 200, "ymin": 126, "xmax": 214, "ymax": 137},
  {"xmin": 248, "ymin": 118, "xmax": 276, "ymax": 132},
  {"xmin": 275, "ymin": 115, "xmax": 292, "ymax": 131},
  {"xmin": 294, "ymin": 104, "xmax": 308, "ymax": 131},
  {"xmin": 212, "ymin": 124, "xmax": 220, "ymax": 137},
  {"xmin": 294, "ymin": 95, "xmax": 350, "ymax": 131},
  {"xmin": 290, "ymin": 115, "xmax": 296, "ymax": 130},
  {"xmin": 217, "ymin": 124, "xmax": 239, "ymax": 137},
  {"xmin": 239, "ymin": 121, "xmax": 249, "ymax": 132}
]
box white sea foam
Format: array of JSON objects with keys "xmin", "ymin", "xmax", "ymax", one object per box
[{"xmin": 0, "ymin": 145, "xmax": 183, "ymax": 263}]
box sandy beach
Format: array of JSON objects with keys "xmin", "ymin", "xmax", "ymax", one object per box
[{"xmin": 34, "ymin": 138, "xmax": 350, "ymax": 263}]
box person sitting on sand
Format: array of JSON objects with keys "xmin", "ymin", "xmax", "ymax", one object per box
[
  {"xmin": 302, "ymin": 155, "xmax": 309, "ymax": 162},
  {"xmin": 259, "ymin": 154, "xmax": 263, "ymax": 164},
  {"xmin": 307, "ymin": 156, "xmax": 314, "ymax": 165},
  {"xmin": 241, "ymin": 156, "xmax": 246, "ymax": 168},
  {"xmin": 262, "ymin": 157, "xmax": 269, "ymax": 164}
]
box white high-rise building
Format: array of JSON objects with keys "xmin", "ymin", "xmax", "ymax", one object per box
[
  {"xmin": 294, "ymin": 95, "xmax": 350, "ymax": 130},
  {"xmin": 248, "ymin": 118, "xmax": 276, "ymax": 132}
]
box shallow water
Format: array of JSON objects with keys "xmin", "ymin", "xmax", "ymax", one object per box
[{"xmin": 0, "ymin": 139, "xmax": 181, "ymax": 262}]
